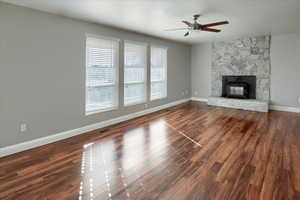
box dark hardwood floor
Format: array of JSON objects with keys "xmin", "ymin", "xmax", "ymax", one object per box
[{"xmin": 1, "ymin": 101, "xmax": 300, "ymax": 200}]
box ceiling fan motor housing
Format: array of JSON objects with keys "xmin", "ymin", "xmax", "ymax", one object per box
[
  {"xmin": 193, "ymin": 14, "xmax": 201, "ymax": 20},
  {"xmin": 194, "ymin": 23, "xmax": 201, "ymax": 30}
]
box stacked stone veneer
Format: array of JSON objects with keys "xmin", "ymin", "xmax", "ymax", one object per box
[{"xmin": 211, "ymin": 36, "xmax": 271, "ymax": 101}]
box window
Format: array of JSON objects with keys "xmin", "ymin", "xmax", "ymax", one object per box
[
  {"xmin": 85, "ymin": 36, "xmax": 119, "ymax": 114},
  {"xmin": 124, "ymin": 42, "xmax": 147, "ymax": 105},
  {"xmin": 150, "ymin": 46, "xmax": 167, "ymax": 100}
]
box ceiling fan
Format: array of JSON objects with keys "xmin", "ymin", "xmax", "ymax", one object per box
[{"xmin": 165, "ymin": 14, "xmax": 229, "ymax": 37}]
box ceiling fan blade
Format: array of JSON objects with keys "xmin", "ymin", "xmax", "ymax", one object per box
[
  {"xmin": 201, "ymin": 27, "xmax": 221, "ymax": 32},
  {"xmin": 201, "ymin": 21, "xmax": 229, "ymax": 28},
  {"xmin": 164, "ymin": 28, "xmax": 189, "ymax": 31},
  {"xmin": 182, "ymin": 20, "xmax": 194, "ymax": 27},
  {"xmin": 184, "ymin": 32, "xmax": 190, "ymax": 37}
]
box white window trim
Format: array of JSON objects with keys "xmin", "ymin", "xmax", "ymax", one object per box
[
  {"xmin": 85, "ymin": 33, "xmax": 120, "ymax": 42},
  {"xmin": 150, "ymin": 44, "xmax": 168, "ymax": 51},
  {"xmin": 85, "ymin": 34, "xmax": 120, "ymax": 115},
  {"xmin": 123, "ymin": 99, "xmax": 147, "ymax": 107},
  {"xmin": 150, "ymin": 46, "xmax": 168, "ymax": 101},
  {"xmin": 85, "ymin": 106, "xmax": 119, "ymax": 116},
  {"xmin": 124, "ymin": 40, "xmax": 148, "ymax": 47},
  {"xmin": 123, "ymin": 41, "xmax": 148, "ymax": 107}
]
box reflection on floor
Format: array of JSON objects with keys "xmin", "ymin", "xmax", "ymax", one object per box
[{"xmin": 1, "ymin": 101, "xmax": 300, "ymax": 200}]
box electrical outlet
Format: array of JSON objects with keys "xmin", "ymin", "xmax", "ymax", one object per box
[
  {"xmin": 20, "ymin": 123, "xmax": 27, "ymax": 133},
  {"xmin": 144, "ymin": 104, "xmax": 148, "ymax": 109}
]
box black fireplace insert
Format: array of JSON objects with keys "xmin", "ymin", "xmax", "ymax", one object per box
[{"xmin": 222, "ymin": 76, "xmax": 256, "ymax": 99}]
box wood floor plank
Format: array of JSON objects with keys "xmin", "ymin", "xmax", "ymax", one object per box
[{"xmin": 1, "ymin": 101, "xmax": 300, "ymax": 199}]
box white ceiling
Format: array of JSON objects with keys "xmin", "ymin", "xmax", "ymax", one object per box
[{"xmin": 2, "ymin": 0, "xmax": 300, "ymax": 44}]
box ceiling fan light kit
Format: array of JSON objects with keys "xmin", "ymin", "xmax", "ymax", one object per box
[{"xmin": 166, "ymin": 14, "xmax": 229, "ymax": 37}]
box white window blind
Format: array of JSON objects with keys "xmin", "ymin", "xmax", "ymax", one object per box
[
  {"xmin": 86, "ymin": 36, "xmax": 119, "ymax": 114},
  {"xmin": 124, "ymin": 42, "xmax": 147, "ymax": 105},
  {"xmin": 151, "ymin": 46, "xmax": 167, "ymax": 100}
]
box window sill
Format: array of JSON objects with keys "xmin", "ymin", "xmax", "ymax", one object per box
[
  {"xmin": 150, "ymin": 96, "xmax": 167, "ymax": 101},
  {"xmin": 124, "ymin": 100, "xmax": 146, "ymax": 107},
  {"xmin": 85, "ymin": 106, "xmax": 118, "ymax": 116},
  {"xmin": 124, "ymin": 81, "xmax": 145, "ymax": 85}
]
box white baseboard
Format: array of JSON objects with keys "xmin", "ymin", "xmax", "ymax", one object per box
[
  {"xmin": 269, "ymin": 105, "xmax": 300, "ymax": 113},
  {"xmin": 191, "ymin": 97, "xmax": 208, "ymax": 103},
  {"xmin": 0, "ymin": 98, "xmax": 190, "ymax": 158}
]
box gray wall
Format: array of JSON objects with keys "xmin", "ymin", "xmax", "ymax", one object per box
[
  {"xmin": 190, "ymin": 43, "xmax": 211, "ymax": 99},
  {"xmin": 191, "ymin": 34, "xmax": 300, "ymax": 108},
  {"xmin": 270, "ymin": 33, "xmax": 300, "ymax": 107},
  {"xmin": 0, "ymin": 3, "xmax": 191, "ymax": 147}
]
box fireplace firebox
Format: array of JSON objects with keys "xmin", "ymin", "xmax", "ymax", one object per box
[{"xmin": 222, "ymin": 76, "xmax": 256, "ymax": 99}]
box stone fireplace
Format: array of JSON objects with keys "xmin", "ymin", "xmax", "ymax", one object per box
[{"xmin": 208, "ymin": 36, "xmax": 271, "ymax": 112}]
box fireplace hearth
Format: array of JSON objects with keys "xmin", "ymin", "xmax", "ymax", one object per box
[{"xmin": 222, "ymin": 76, "xmax": 256, "ymax": 99}]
